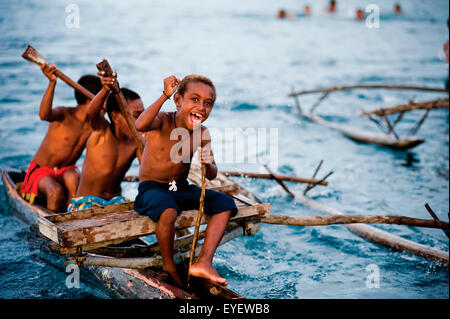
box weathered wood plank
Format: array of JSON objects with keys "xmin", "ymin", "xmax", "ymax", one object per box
[
  {"xmin": 38, "ymin": 217, "xmax": 59, "ymax": 244},
  {"xmin": 39, "ymin": 203, "xmax": 270, "ymax": 251},
  {"xmin": 45, "ymin": 202, "xmax": 135, "ymax": 223}
]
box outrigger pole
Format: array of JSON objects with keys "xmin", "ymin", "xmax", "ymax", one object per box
[{"xmin": 254, "ymin": 164, "xmax": 449, "ymax": 264}]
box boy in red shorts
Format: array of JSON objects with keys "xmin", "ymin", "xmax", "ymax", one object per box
[{"xmin": 21, "ymin": 63, "xmax": 102, "ymax": 212}]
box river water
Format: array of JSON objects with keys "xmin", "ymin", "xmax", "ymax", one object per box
[{"xmin": 0, "ymin": 0, "xmax": 448, "ymax": 298}]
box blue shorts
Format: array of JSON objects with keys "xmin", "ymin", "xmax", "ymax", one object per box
[
  {"xmin": 67, "ymin": 195, "xmax": 130, "ymax": 212},
  {"xmin": 134, "ymin": 179, "xmax": 238, "ymax": 222}
]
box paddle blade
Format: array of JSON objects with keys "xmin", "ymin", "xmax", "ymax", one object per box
[
  {"xmin": 96, "ymin": 58, "xmax": 114, "ymax": 77},
  {"xmin": 22, "ymin": 45, "xmax": 47, "ymax": 66},
  {"xmin": 96, "ymin": 58, "xmax": 120, "ymax": 93}
]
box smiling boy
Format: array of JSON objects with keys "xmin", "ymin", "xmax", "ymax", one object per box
[{"xmin": 134, "ymin": 74, "xmax": 237, "ymax": 287}]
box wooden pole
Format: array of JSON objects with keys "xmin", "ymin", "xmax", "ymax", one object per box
[
  {"xmin": 261, "ymin": 214, "xmax": 449, "ymax": 229},
  {"xmin": 290, "ymin": 85, "xmax": 449, "ymax": 97},
  {"xmin": 220, "ymin": 171, "xmax": 328, "ymax": 186},
  {"xmin": 22, "ymin": 45, "xmax": 95, "ymax": 100},
  {"xmin": 96, "ymin": 59, "xmax": 145, "ymax": 156},
  {"xmin": 360, "ymin": 98, "xmax": 449, "ymax": 117},
  {"xmin": 187, "ymin": 163, "xmax": 207, "ymax": 283}
]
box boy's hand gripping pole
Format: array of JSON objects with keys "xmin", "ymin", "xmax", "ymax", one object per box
[{"xmin": 96, "ymin": 58, "xmax": 145, "ymax": 157}]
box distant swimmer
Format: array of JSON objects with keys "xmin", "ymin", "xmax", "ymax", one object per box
[
  {"xmin": 277, "ymin": 9, "xmax": 294, "ymax": 19},
  {"xmin": 328, "ymin": 0, "xmax": 337, "ymax": 13},
  {"xmin": 304, "ymin": 5, "xmax": 311, "ymax": 16},
  {"xmin": 277, "ymin": 9, "xmax": 286, "ymax": 19},
  {"xmin": 394, "ymin": 3, "xmax": 402, "ymax": 15},
  {"xmin": 356, "ymin": 8, "xmax": 365, "ymax": 21}
]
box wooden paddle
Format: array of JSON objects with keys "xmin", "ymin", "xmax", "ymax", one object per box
[
  {"xmin": 22, "ymin": 45, "xmax": 94, "ymax": 100},
  {"xmin": 187, "ymin": 162, "xmax": 207, "ymax": 284},
  {"xmin": 96, "ymin": 59, "xmax": 145, "ymax": 156}
]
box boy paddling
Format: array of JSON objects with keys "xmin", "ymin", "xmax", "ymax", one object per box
[
  {"xmin": 134, "ymin": 74, "xmax": 237, "ymax": 287},
  {"xmin": 21, "ymin": 63, "xmax": 102, "ymax": 212},
  {"xmin": 67, "ymin": 71, "xmax": 144, "ymax": 212}
]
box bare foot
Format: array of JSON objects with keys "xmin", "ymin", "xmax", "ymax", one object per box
[
  {"xmin": 163, "ymin": 266, "xmax": 184, "ymax": 288},
  {"xmin": 189, "ymin": 261, "xmax": 228, "ymax": 286}
]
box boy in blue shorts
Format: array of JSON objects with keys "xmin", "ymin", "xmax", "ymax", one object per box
[
  {"xmin": 134, "ymin": 74, "xmax": 237, "ymax": 287},
  {"xmin": 68, "ymin": 72, "xmax": 144, "ymax": 212}
]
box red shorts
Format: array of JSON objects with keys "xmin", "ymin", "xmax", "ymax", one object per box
[{"xmin": 20, "ymin": 160, "xmax": 77, "ymax": 205}]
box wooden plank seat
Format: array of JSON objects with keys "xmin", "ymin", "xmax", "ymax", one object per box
[{"xmin": 38, "ymin": 199, "xmax": 270, "ymax": 255}]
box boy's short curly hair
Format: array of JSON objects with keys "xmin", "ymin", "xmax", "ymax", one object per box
[
  {"xmin": 75, "ymin": 74, "xmax": 102, "ymax": 105},
  {"xmin": 176, "ymin": 74, "xmax": 216, "ymax": 101}
]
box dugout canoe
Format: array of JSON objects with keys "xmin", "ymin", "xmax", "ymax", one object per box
[
  {"xmin": 300, "ymin": 112, "xmax": 424, "ymax": 150},
  {"xmin": 1, "ymin": 167, "xmax": 264, "ymax": 299}
]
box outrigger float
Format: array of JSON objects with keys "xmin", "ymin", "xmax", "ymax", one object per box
[{"xmin": 289, "ymin": 85, "xmax": 449, "ymax": 150}]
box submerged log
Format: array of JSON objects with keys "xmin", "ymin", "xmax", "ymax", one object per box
[
  {"xmin": 360, "ymin": 98, "xmax": 449, "ymax": 117},
  {"xmin": 261, "ymin": 214, "xmax": 449, "ymax": 229}
]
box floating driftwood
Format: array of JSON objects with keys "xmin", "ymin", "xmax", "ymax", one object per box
[{"xmin": 289, "ymin": 84, "xmax": 449, "ymax": 150}]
